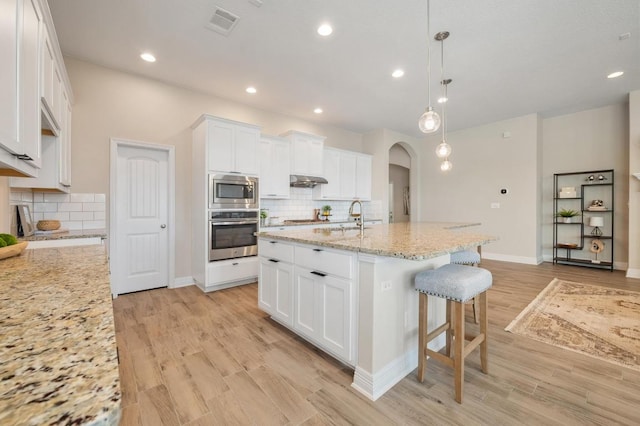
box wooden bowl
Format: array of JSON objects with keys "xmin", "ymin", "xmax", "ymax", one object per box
[
  {"xmin": 37, "ymin": 220, "xmax": 61, "ymax": 231},
  {"xmin": 0, "ymin": 241, "xmax": 28, "ymax": 260}
]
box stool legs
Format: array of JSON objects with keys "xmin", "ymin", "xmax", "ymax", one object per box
[
  {"xmin": 453, "ymin": 301, "xmax": 465, "ymax": 403},
  {"xmin": 417, "ymin": 292, "xmax": 428, "ymax": 382},
  {"xmin": 480, "ymin": 291, "xmax": 488, "ymax": 373}
]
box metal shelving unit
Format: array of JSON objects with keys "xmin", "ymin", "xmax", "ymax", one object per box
[{"xmin": 553, "ymin": 169, "xmax": 614, "ymax": 271}]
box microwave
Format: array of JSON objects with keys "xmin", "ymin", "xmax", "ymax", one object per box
[{"xmin": 209, "ymin": 174, "xmax": 258, "ymax": 210}]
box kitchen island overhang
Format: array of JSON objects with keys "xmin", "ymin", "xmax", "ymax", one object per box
[{"xmin": 258, "ymin": 222, "xmax": 498, "ymax": 401}]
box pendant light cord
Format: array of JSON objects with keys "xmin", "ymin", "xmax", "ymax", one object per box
[
  {"xmin": 440, "ymin": 36, "xmax": 446, "ymax": 141},
  {"xmin": 427, "ymin": 0, "xmax": 432, "ymax": 108}
]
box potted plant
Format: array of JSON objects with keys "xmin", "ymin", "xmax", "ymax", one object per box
[
  {"xmin": 555, "ymin": 208, "xmax": 580, "ymax": 223},
  {"xmin": 321, "ymin": 205, "xmax": 332, "ymax": 220},
  {"xmin": 260, "ymin": 209, "xmax": 268, "ymax": 226}
]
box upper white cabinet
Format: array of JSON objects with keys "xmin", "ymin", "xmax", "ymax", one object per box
[
  {"xmin": 203, "ymin": 116, "xmax": 260, "ymax": 175},
  {"xmin": 0, "ymin": 0, "xmax": 48, "ymax": 177},
  {"xmin": 9, "ymin": 0, "xmax": 73, "ymax": 189},
  {"xmin": 281, "ymin": 130, "xmax": 325, "ymax": 177},
  {"xmin": 313, "ymin": 148, "xmax": 372, "ymax": 201},
  {"xmin": 259, "ymin": 135, "xmax": 290, "ymax": 199}
]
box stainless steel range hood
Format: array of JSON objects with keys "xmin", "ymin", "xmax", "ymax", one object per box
[{"xmin": 289, "ymin": 174, "xmax": 328, "ymax": 188}]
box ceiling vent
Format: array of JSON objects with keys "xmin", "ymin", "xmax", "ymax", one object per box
[{"xmin": 206, "ymin": 6, "xmax": 239, "ymax": 36}]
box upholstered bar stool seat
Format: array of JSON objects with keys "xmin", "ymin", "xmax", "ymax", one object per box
[
  {"xmin": 450, "ymin": 249, "xmax": 482, "ymax": 323},
  {"xmin": 415, "ymin": 263, "xmax": 492, "ymax": 403}
]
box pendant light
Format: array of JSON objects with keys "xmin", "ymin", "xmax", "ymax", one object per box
[
  {"xmin": 418, "ymin": 0, "xmax": 440, "ymax": 133},
  {"xmin": 434, "ymin": 31, "xmax": 452, "ymax": 171}
]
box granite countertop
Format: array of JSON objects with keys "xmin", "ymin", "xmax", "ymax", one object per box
[
  {"xmin": 23, "ymin": 229, "xmax": 107, "ymax": 242},
  {"xmin": 259, "ymin": 221, "xmax": 497, "ymax": 261},
  {"xmin": 0, "ymin": 245, "xmax": 121, "ymax": 425},
  {"xmin": 262, "ymin": 218, "xmax": 383, "ymax": 228}
]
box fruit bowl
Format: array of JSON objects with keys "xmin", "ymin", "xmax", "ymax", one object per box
[{"xmin": 0, "ymin": 241, "xmax": 28, "ymax": 260}]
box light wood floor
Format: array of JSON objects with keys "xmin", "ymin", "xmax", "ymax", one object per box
[{"xmin": 113, "ymin": 260, "xmax": 640, "ymax": 425}]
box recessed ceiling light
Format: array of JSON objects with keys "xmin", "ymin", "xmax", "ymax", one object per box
[
  {"xmin": 314, "ymin": 108, "xmax": 323, "ymax": 114},
  {"xmin": 140, "ymin": 52, "xmax": 156, "ymax": 63},
  {"xmin": 437, "ymin": 97, "xmax": 448, "ymax": 103},
  {"xmin": 246, "ymin": 86, "xmax": 257, "ymax": 94},
  {"xmin": 607, "ymin": 71, "xmax": 624, "ymax": 79},
  {"xmin": 391, "ymin": 69, "xmax": 404, "ymax": 78},
  {"xmin": 317, "ymin": 23, "xmax": 333, "ymax": 36}
]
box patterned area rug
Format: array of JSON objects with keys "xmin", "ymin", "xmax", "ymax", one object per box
[{"xmin": 505, "ymin": 278, "xmax": 640, "ymax": 372}]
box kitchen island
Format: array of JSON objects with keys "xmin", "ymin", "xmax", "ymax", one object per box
[
  {"xmin": 258, "ymin": 222, "xmax": 497, "ymax": 400},
  {"xmin": 0, "ymin": 245, "xmax": 121, "ymax": 425}
]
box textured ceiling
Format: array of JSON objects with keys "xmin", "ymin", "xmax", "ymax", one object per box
[{"xmin": 49, "ymin": 0, "xmax": 640, "ymax": 137}]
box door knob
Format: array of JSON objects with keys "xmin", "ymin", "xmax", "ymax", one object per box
[{"xmin": 160, "ymin": 224, "xmax": 167, "ymax": 229}]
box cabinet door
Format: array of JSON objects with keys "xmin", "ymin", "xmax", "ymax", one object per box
[
  {"xmin": 290, "ymin": 134, "xmax": 324, "ymax": 176},
  {"xmin": 318, "ymin": 149, "xmax": 341, "ymax": 199},
  {"xmin": 318, "ymin": 274, "xmax": 353, "ymax": 362},
  {"xmin": 260, "ymin": 138, "xmax": 290, "ymax": 198},
  {"xmin": 0, "ymin": 0, "xmax": 20, "ymax": 154},
  {"xmin": 19, "ymin": 0, "xmax": 42, "ymax": 168},
  {"xmin": 234, "ymin": 126, "xmax": 258, "ymax": 175},
  {"xmin": 293, "ymin": 267, "xmax": 321, "ymax": 341},
  {"xmin": 258, "ymin": 257, "xmax": 277, "ymax": 314},
  {"xmin": 41, "ymin": 32, "xmax": 56, "ymax": 127},
  {"xmin": 306, "ymin": 138, "xmax": 324, "ymax": 176},
  {"xmin": 273, "ymin": 261, "xmax": 294, "ymax": 326},
  {"xmin": 60, "ymin": 95, "xmax": 72, "ymax": 187},
  {"xmin": 207, "ymin": 120, "xmax": 234, "ymax": 172},
  {"xmin": 355, "ymin": 154, "xmax": 372, "ymax": 200},
  {"xmin": 339, "ymin": 152, "xmax": 357, "ymax": 199},
  {"xmin": 52, "ymin": 65, "xmax": 63, "ymax": 129}
]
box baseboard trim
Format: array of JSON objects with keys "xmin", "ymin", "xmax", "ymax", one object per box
[
  {"xmin": 352, "ymin": 350, "xmax": 418, "ymax": 401},
  {"xmin": 626, "ymin": 268, "xmax": 640, "ymax": 278},
  {"xmin": 482, "ymin": 252, "xmax": 541, "ymax": 265},
  {"xmin": 173, "ymin": 276, "xmax": 195, "ymax": 288}
]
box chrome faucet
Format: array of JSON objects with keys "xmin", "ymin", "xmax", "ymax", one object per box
[{"xmin": 348, "ymin": 200, "xmax": 364, "ymax": 235}]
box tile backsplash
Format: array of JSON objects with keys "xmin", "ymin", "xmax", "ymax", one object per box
[
  {"xmin": 260, "ymin": 187, "xmax": 383, "ymax": 225},
  {"xmin": 10, "ymin": 191, "xmax": 106, "ymax": 230}
]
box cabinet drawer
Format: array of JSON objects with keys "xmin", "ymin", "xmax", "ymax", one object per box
[
  {"xmin": 208, "ymin": 257, "xmax": 258, "ymax": 285},
  {"xmin": 295, "ymin": 245, "xmax": 354, "ymax": 279},
  {"xmin": 258, "ymin": 239, "xmax": 294, "ymax": 263}
]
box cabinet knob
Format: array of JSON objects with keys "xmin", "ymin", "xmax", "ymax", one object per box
[{"xmin": 160, "ymin": 224, "xmax": 167, "ymax": 229}]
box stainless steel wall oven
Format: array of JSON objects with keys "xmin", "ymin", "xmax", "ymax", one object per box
[{"xmin": 209, "ymin": 210, "xmax": 258, "ymax": 261}]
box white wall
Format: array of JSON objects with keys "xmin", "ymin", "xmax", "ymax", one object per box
[
  {"xmin": 542, "ymin": 103, "xmax": 629, "ymax": 268},
  {"xmin": 65, "ymin": 58, "xmax": 363, "ymax": 278},
  {"xmin": 421, "ymin": 114, "xmax": 541, "ymax": 264},
  {"xmin": 628, "ymin": 91, "xmax": 640, "ymax": 277}
]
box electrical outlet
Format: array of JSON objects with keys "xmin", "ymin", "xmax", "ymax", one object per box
[{"xmin": 381, "ymin": 281, "xmax": 392, "ymax": 291}]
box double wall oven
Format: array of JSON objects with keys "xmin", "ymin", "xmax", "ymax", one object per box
[{"xmin": 208, "ymin": 174, "xmax": 259, "ymax": 262}]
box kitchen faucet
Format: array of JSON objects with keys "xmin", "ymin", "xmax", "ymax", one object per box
[{"xmin": 348, "ymin": 200, "xmax": 364, "ymax": 235}]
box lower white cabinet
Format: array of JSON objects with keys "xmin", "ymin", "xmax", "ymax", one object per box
[
  {"xmin": 293, "ymin": 266, "xmax": 354, "ymax": 363},
  {"xmin": 258, "ymin": 257, "xmax": 294, "ymax": 327},
  {"xmin": 205, "ymin": 256, "xmax": 258, "ymax": 289},
  {"xmin": 258, "ymin": 238, "xmax": 356, "ymax": 365}
]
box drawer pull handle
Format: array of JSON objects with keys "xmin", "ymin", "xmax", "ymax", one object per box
[
  {"xmin": 270, "ymin": 241, "xmax": 277, "ymax": 244},
  {"xmin": 269, "ymin": 259, "xmax": 279, "ymax": 263},
  {"xmin": 232, "ymin": 262, "xmax": 239, "ymax": 266},
  {"xmin": 310, "ymin": 271, "xmax": 326, "ymax": 277},
  {"xmin": 313, "ymin": 248, "xmax": 323, "ymax": 252}
]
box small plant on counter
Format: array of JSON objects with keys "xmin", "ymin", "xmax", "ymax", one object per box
[{"xmin": 321, "ymin": 205, "xmax": 332, "ymax": 216}]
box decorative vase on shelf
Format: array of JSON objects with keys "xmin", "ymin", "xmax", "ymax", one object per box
[{"xmin": 563, "ymin": 217, "xmax": 571, "ymax": 223}]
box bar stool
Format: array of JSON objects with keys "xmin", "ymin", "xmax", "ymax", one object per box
[
  {"xmin": 450, "ymin": 248, "xmax": 481, "ymax": 323},
  {"xmin": 415, "ymin": 263, "xmax": 492, "ymax": 403}
]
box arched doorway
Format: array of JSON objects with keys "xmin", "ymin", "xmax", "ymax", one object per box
[{"xmin": 388, "ymin": 144, "xmax": 411, "ymax": 223}]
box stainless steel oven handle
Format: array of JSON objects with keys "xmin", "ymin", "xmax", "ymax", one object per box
[{"xmin": 211, "ymin": 221, "xmax": 258, "ymax": 226}]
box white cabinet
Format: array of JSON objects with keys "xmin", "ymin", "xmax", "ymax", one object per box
[
  {"xmin": 281, "ymin": 130, "xmax": 325, "ymax": 177},
  {"xmin": 205, "ymin": 116, "xmax": 260, "ymax": 175},
  {"xmin": 0, "ymin": 0, "xmax": 44, "ymax": 177},
  {"xmin": 259, "ymin": 135, "xmax": 290, "ymax": 199},
  {"xmin": 293, "ymin": 263, "xmax": 354, "ymax": 363},
  {"xmin": 191, "ymin": 114, "xmax": 262, "ymax": 292},
  {"xmin": 314, "ymin": 148, "xmax": 372, "ymax": 201},
  {"xmin": 40, "ymin": 31, "xmax": 58, "ymax": 130},
  {"xmin": 258, "ymin": 238, "xmax": 356, "ymax": 365},
  {"xmin": 258, "ymin": 239, "xmax": 295, "ymax": 327}
]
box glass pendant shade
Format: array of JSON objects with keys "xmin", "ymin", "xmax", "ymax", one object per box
[
  {"xmin": 419, "ymin": 107, "xmax": 441, "ymax": 133},
  {"xmin": 440, "ymin": 159, "xmax": 452, "ymax": 171},
  {"xmin": 435, "ymin": 141, "xmax": 452, "ymax": 158}
]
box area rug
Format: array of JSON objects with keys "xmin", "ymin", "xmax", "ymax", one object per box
[{"xmin": 505, "ymin": 278, "xmax": 640, "ymax": 372}]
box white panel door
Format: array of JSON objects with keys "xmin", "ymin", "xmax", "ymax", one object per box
[
  {"xmin": 234, "ymin": 126, "xmax": 258, "ymax": 175},
  {"xmin": 0, "ymin": 0, "xmax": 20, "ymax": 154},
  {"xmin": 115, "ymin": 145, "xmax": 169, "ymax": 294},
  {"xmin": 319, "ymin": 275, "xmax": 352, "ymax": 361},
  {"xmin": 207, "ymin": 120, "xmax": 234, "ymax": 173},
  {"xmin": 339, "ymin": 152, "xmax": 357, "ymax": 199},
  {"xmin": 294, "ymin": 267, "xmax": 319, "ymax": 340}
]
